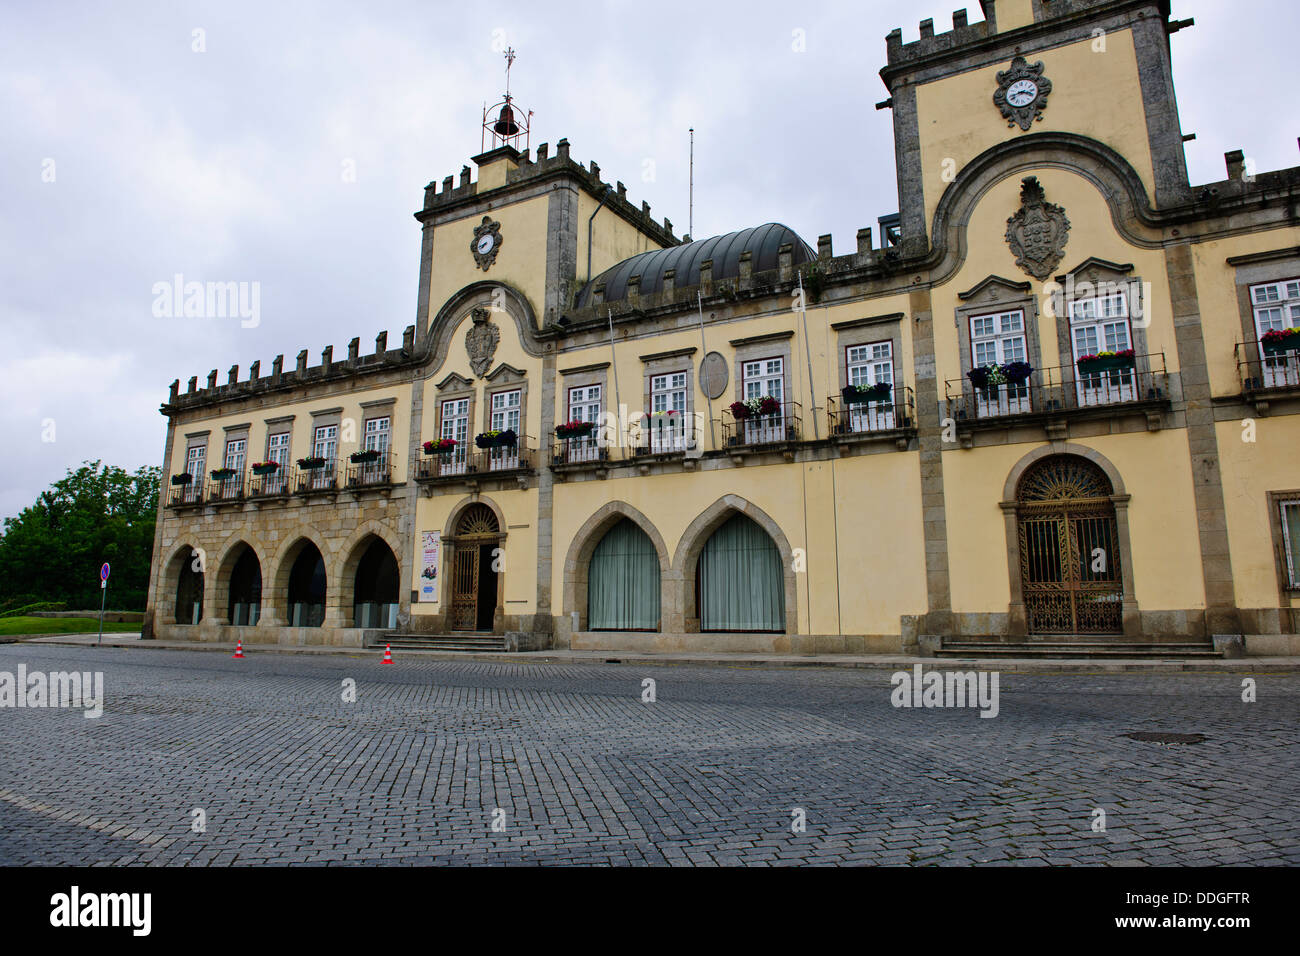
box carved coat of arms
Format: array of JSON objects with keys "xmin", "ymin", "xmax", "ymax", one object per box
[
  {"xmin": 465, "ymin": 307, "xmax": 500, "ymax": 377},
  {"xmin": 1005, "ymin": 177, "xmax": 1070, "ymax": 280}
]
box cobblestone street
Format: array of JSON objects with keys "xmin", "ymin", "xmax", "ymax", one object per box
[{"xmin": 1, "ymin": 644, "xmax": 1296, "ymax": 866}]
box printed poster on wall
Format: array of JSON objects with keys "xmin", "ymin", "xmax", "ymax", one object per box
[{"xmin": 420, "ymin": 531, "xmax": 441, "ymax": 602}]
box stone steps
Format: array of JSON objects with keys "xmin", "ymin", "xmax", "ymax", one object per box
[
  {"xmin": 370, "ymin": 633, "xmax": 508, "ymax": 653},
  {"xmin": 937, "ymin": 640, "xmax": 1221, "ymax": 659}
]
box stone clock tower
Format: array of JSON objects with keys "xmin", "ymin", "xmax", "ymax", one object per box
[{"xmin": 879, "ymin": 0, "xmax": 1193, "ymax": 255}]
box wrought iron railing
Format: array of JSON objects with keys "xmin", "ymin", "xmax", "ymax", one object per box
[
  {"xmin": 167, "ymin": 478, "xmax": 205, "ymax": 507},
  {"xmin": 721, "ymin": 401, "xmax": 802, "ymax": 448},
  {"xmin": 551, "ymin": 433, "xmax": 619, "ymax": 466},
  {"xmin": 293, "ymin": 460, "xmax": 340, "ymax": 494},
  {"xmin": 247, "ymin": 469, "xmax": 290, "ymax": 498},
  {"xmin": 416, "ymin": 437, "xmax": 534, "ymax": 480},
  {"xmin": 345, "ymin": 453, "xmax": 393, "ymax": 489},
  {"xmin": 827, "ymin": 386, "xmax": 915, "ymax": 437},
  {"xmin": 1236, "ymin": 339, "xmax": 1300, "ymax": 392},
  {"xmin": 207, "ymin": 473, "xmax": 244, "ymax": 503},
  {"xmin": 942, "ymin": 353, "xmax": 1169, "ymax": 422}
]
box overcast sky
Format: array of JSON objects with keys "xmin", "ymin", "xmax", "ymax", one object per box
[{"xmin": 2, "ymin": 0, "xmax": 1296, "ymax": 521}]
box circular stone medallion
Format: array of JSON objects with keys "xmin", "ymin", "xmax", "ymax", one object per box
[{"xmin": 699, "ymin": 351, "xmax": 729, "ymax": 400}]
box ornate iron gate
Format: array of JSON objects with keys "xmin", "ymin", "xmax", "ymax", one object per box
[
  {"xmin": 449, "ymin": 504, "xmax": 499, "ymax": 631},
  {"xmin": 1017, "ymin": 457, "xmax": 1123, "ymax": 634}
]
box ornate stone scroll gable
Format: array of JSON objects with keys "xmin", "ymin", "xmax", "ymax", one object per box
[
  {"xmin": 465, "ymin": 307, "xmax": 500, "ymax": 377},
  {"xmin": 471, "ymin": 216, "xmax": 502, "ymax": 271},
  {"xmin": 994, "ymin": 56, "xmax": 1051, "ymax": 131},
  {"xmin": 1005, "ymin": 177, "xmax": 1071, "ymax": 280}
]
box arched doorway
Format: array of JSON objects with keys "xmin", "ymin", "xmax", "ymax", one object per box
[
  {"xmin": 287, "ymin": 542, "xmax": 327, "ymax": 627},
  {"xmin": 227, "ymin": 546, "xmax": 261, "ymax": 625},
  {"xmin": 1016, "ymin": 455, "xmax": 1122, "ymax": 634},
  {"xmin": 175, "ymin": 549, "xmax": 204, "ymax": 624},
  {"xmin": 588, "ymin": 518, "xmax": 660, "ymax": 630},
  {"xmin": 696, "ymin": 513, "xmax": 785, "ymax": 632},
  {"xmin": 354, "ymin": 538, "xmax": 399, "ymax": 628},
  {"xmin": 449, "ymin": 504, "xmax": 501, "ymax": 631}
]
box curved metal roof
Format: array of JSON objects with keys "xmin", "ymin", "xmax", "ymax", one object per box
[{"xmin": 574, "ymin": 222, "xmax": 814, "ymax": 308}]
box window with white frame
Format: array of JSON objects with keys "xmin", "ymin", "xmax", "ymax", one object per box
[
  {"xmin": 742, "ymin": 357, "xmax": 784, "ymax": 402},
  {"xmin": 1281, "ymin": 499, "xmax": 1300, "ymax": 589},
  {"xmin": 649, "ymin": 372, "xmax": 687, "ymax": 450},
  {"xmin": 1251, "ymin": 279, "xmax": 1300, "ymax": 336},
  {"xmin": 224, "ymin": 438, "xmax": 246, "ymax": 473},
  {"xmin": 970, "ymin": 311, "xmax": 1027, "ymax": 368},
  {"xmin": 313, "ymin": 424, "xmax": 337, "ymax": 461},
  {"xmin": 847, "ymin": 342, "xmax": 893, "ymax": 388},
  {"xmin": 1069, "ymin": 292, "xmax": 1131, "ymax": 360},
  {"xmin": 490, "ymin": 389, "xmax": 521, "ymax": 433},
  {"xmin": 568, "ymin": 385, "xmax": 602, "ymax": 424},
  {"xmin": 186, "ymin": 443, "xmax": 206, "ymax": 479},
  {"xmin": 440, "ymin": 398, "xmax": 469, "ymax": 445},
  {"xmin": 267, "ymin": 432, "xmax": 290, "ymax": 467},
  {"xmin": 363, "ymin": 416, "xmax": 390, "ymax": 456}
]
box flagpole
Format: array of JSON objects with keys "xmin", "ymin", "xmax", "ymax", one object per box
[
  {"xmin": 696, "ymin": 291, "xmax": 714, "ymax": 449},
  {"xmin": 797, "ymin": 272, "xmax": 820, "ymax": 440}
]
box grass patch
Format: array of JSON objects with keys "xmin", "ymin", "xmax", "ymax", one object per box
[{"xmin": 0, "ymin": 617, "xmax": 142, "ymax": 636}]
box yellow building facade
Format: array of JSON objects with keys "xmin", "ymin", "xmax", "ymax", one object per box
[{"xmin": 145, "ymin": 0, "xmax": 1300, "ymax": 656}]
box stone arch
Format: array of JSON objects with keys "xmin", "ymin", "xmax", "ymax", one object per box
[
  {"xmin": 338, "ymin": 520, "xmax": 405, "ymax": 629},
  {"xmin": 999, "ymin": 443, "xmax": 1138, "ymax": 637},
  {"xmin": 672, "ymin": 495, "xmax": 797, "ymax": 635},
  {"xmin": 437, "ymin": 496, "xmax": 508, "ymax": 631},
  {"xmin": 268, "ymin": 530, "xmax": 331, "ymax": 628},
  {"xmin": 563, "ymin": 501, "xmax": 671, "ymax": 633},
  {"xmin": 212, "ymin": 534, "xmax": 265, "ymax": 627},
  {"xmin": 421, "ymin": 281, "xmax": 545, "ymax": 369},
  {"xmin": 929, "ymin": 132, "xmax": 1162, "ymax": 288},
  {"xmin": 159, "ymin": 541, "xmax": 204, "ymax": 626}
]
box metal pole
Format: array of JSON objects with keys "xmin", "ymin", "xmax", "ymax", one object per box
[
  {"xmin": 696, "ymin": 291, "xmax": 715, "ymax": 448},
  {"xmin": 607, "ymin": 308, "xmax": 624, "ymax": 445},
  {"xmin": 97, "ymin": 579, "xmax": 106, "ymax": 646},
  {"xmin": 688, "ymin": 128, "xmax": 694, "ymax": 239}
]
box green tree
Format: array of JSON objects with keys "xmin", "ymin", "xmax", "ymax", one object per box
[{"xmin": 0, "ymin": 461, "xmax": 160, "ymax": 610}]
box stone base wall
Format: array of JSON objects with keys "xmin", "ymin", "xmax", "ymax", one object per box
[{"xmin": 152, "ymin": 622, "xmax": 368, "ymax": 647}]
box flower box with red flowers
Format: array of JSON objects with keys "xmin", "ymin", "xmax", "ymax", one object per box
[
  {"xmin": 251, "ymin": 461, "xmax": 280, "ymax": 476},
  {"xmin": 423, "ymin": 438, "xmax": 457, "ymax": 455},
  {"xmin": 296, "ymin": 456, "xmax": 327, "ymax": 470},
  {"xmin": 1077, "ymin": 349, "xmax": 1135, "ymax": 373},
  {"xmin": 1261, "ymin": 328, "xmax": 1300, "ymax": 354},
  {"xmin": 555, "ymin": 420, "xmax": 596, "ymax": 439},
  {"xmin": 349, "ymin": 449, "xmax": 381, "ymax": 464}
]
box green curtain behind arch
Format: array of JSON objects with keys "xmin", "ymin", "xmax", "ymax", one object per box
[
  {"xmin": 588, "ymin": 518, "xmax": 660, "ymax": 630},
  {"xmin": 699, "ymin": 513, "xmax": 784, "ymax": 631}
]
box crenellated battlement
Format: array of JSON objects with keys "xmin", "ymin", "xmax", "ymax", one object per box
[
  {"xmin": 163, "ymin": 325, "xmax": 418, "ymax": 413},
  {"xmin": 418, "ymin": 138, "xmax": 679, "ymax": 248}
]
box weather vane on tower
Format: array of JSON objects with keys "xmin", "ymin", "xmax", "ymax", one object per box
[{"xmin": 482, "ymin": 47, "xmax": 532, "ymax": 153}]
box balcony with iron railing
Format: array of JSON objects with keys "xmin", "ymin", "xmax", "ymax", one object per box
[
  {"xmin": 942, "ymin": 353, "xmax": 1170, "ymax": 439},
  {"xmin": 246, "ymin": 468, "xmax": 291, "ymax": 499},
  {"xmin": 1236, "ymin": 338, "xmax": 1300, "ymax": 402},
  {"xmin": 416, "ymin": 436, "xmax": 535, "ymax": 487},
  {"xmin": 827, "ymin": 385, "xmax": 916, "ymax": 452},
  {"xmin": 206, "ymin": 471, "xmax": 244, "ymax": 504},
  {"xmin": 550, "ymin": 432, "xmax": 622, "ymax": 477},
  {"xmin": 166, "ymin": 476, "xmax": 206, "ymax": 508},
  {"xmin": 721, "ymin": 401, "xmax": 802, "ymax": 458},
  {"xmin": 293, "ymin": 460, "xmax": 340, "ymax": 496},
  {"xmin": 344, "ymin": 452, "xmax": 394, "ymax": 490}
]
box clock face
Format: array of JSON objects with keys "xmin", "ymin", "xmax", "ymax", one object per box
[
  {"xmin": 476, "ymin": 234, "xmax": 496, "ymax": 255},
  {"xmin": 1006, "ymin": 79, "xmax": 1039, "ymax": 108}
]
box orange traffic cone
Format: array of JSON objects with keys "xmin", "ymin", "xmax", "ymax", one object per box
[
  {"xmin": 233, "ymin": 640, "xmax": 245, "ymax": 659},
  {"xmin": 381, "ymin": 644, "xmax": 394, "ymax": 664}
]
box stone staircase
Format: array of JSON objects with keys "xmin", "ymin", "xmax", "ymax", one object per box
[
  {"xmin": 366, "ymin": 632, "xmax": 508, "ymax": 653},
  {"xmin": 935, "ymin": 634, "xmax": 1223, "ymax": 659}
]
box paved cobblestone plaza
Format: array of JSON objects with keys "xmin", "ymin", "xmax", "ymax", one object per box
[{"xmin": 0, "ymin": 644, "xmax": 1296, "ymax": 866}]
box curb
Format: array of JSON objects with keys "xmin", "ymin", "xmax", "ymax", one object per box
[{"xmin": 16, "ymin": 636, "xmax": 1300, "ymax": 673}]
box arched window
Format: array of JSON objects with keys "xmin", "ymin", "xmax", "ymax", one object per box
[
  {"xmin": 588, "ymin": 519, "xmax": 660, "ymax": 630},
  {"xmin": 697, "ymin": 513, "xmax": 784, "ymax": 632},
  {"xmin": 287, "ymin": 543, "xmax": 327, "ymax": 628},
  {"xmin": 227, "ymin": 547, "xmax": 262, "ymax": 625},
  {"xmin": 175, "ymin": 550, "xmax": 204, "ymax": 624},
  {"xmin": 354, "ymin": 538, "xmax": 399, "ymax": 628}
]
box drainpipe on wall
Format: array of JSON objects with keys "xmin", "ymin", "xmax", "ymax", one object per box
[{"xmin": 586, "ymin": 184, "xmax": 612, "ymax": 285}]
